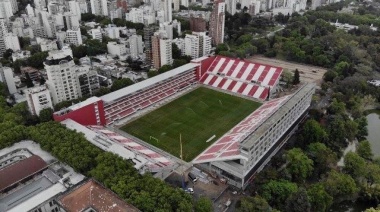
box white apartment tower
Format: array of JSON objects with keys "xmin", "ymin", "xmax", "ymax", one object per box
[
  {"xmin": 0, "ymin": 19, "xmax": 7, "ymax": 56},
  {"xmin": 184, "ymin": 32, "xmax": 211, "ymax": 58},
  {"xmin": 25, "ymin": 85, "xmax": 53, "ymax": 116},
  {"xmin": 0, "ymin": 0, "xmax": 14, "ymax": 20},
  {"xmin": 125, "ymin": 8, "xmax": 144, "ymax": 23},
  {"xmin": 66, "ymin": 28, "xmax": 83, "ymax": 46},
  {"xmin": 184, "ymin": 34, "xmax": 199, "ymax": 59},
  {"xmin": 161, "ymin": 0, "xmax": 172, "ymax": 22},
  {"xmin": 90, "ymin": 0, "xmax": 108, "ymax": 16},
  {"xmin": 64, "ymin": 13, "xmax": 80, "ymax": 30},
  {"xmin": 226, "ymin": 0, "xmax": 237, "ymax": 14},
  {"xmin": 44, "ymin": 49, "xmax": 80, "ymax": 104},
  {"xmin": 0, "ymin": 65, "xmax": 17, "ymax": 94},
  {"xmin": 159, "ymin": 38, "xmax": 173, "ymax": 67},
  {"xmin": 128, "ymin": 34, "xmax": 143, "ymax": 57},
  {"xmin": 69, "ymin": 1, "xmax": 82, "ymax": 20}
]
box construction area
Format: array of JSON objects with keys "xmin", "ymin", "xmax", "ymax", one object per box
[{"xmin": 248, "ymin": 55, "xmax": 327, "ymax": 85}]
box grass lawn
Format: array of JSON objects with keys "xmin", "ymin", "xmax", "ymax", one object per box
[{"xmin": 120, "ymin": 87, "xmax": 261, "ymax": 162}]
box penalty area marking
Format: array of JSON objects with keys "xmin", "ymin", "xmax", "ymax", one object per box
[
  {"xmin": 150, "ymin": 136, "xmax": 159, "ymax": 143},
  {"xmin": 206, "ymin": 135, "xmax": 216, "ymax": 143}
]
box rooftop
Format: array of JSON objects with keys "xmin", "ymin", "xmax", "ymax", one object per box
[
  {"xmin": 100, "ymin": 63, "xmax": 199, "ymax": 103},
  {"xmin": 58, "ymin": 179, "xmax": 140, "ymax": 212},
  {"xmin": 0, "ymin": 155, "xmax": 48, "ymax": 192}
]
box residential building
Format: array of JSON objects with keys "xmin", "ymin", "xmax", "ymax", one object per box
[
  {"xmin": 226, "ymin": 0, "xmax": 236, "ymax": 14},
  {"xmin": 25, "ymin": 85, "xmax": 53, "ymax": 116},
  {"xmin": 0, "ymin": 18, "xmax": 8, "ymax": 56},
  {"xmin": 184, "ymin": 32, "xmax": 211, "ymax": 59},
  {"xmin": 0, "ymin": 141, "xmax": 85, "ymax": 212},
  {"xmin": 190, "ymin": 15, "xmax": 207, "ymax": 32},
  {"xmin": 128, "ymin": 34, "xmax": 143, "ymax": 58},
  {"xmin": 90, "ymin": 0, "xmax": 108, "ymax": 16},
  {"xmin": 0, "ymin": 0, "xmax": 14, "ymax": 20},
  {"xmin": 144, "ymin": 26, "xmax": 156, "ymax": 64},
  {"xmin": 68, "ymin": 0, "xmax": 81, "ymax": 20},
  {"xmin": 125, "ymin": 8, "xmax": 144, "ymax": 23},
  {"xmin": 105, "ymin": 25, "xmax": 120, "ymax": 39},
  {"xmin": 75, "ymin": 66, "xmax": 100, "ymax": 97},
  {"xmin": 44, "ymin": 48, "xmax": 80, "ymax": 104},
  {"xmin": 21, "ymin": 66, "xmax": 40, "ymax": 81},
  {"xmin": 184, "ymin": 34, "xmax": 199, "ymax": 59},
  {"xmin": 107, "ymin": 41, "xmax": 127, "ymax": 57},
  {"xmin": 151, "ymin": 30, "xmax": 172, "ymax": 69},
  {"xmin": 116, "ymin": 0, "xmax": 128, "ymax": 12},
  {"xmin": 209, "ymin": 0, "xmax": 225, "ymax": 45},
  {"xmin": 160, "ymin": 22, "xmax": 173, "ymax": 39},
  {"xmin": 64, "ymin": 13, "xmax": 80, "ymax": 30},
  {"xmin": 36, "ymin": 37, "xmax": 58, "ymax": 51},
  {"xmin": 57, "ymin": 179, "xmax": 140, "ymax": 212},
  {"xmin": 90, "ymin": 27, "xmax": 102, "ymax": 41},
  {"xmin": 65, "ymin": 28, "xmax": 83, "ymax": 46},
  {"xmin": 11, "ymin": 50, "xmax": 31, "ymax": 62},
  {"xmin": 161, "ymin": 0, "xmax": 172, "ymax": 22},
  {"xmin": 4, "ymin": 33, "xmax": 20, "ymax": 52},
  {"xmin": 0, "ymin": 65, "xmax": 17, "ymax": 94}
]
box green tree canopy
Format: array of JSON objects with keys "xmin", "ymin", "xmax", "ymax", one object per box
[
  {"xmin": 302, "ymin": 119, "xmax": 327, "ymax": 145},
  {"xmin": 357, "ymin": 140, "xmax": 373, "ymax": 160},
  {"xmin": 344, "ymin": 152, "xmax": 367, "ymax": 180},
  {"xmin": 38, "ymin": 108, "xmax": 53, "ymax": 122},
  {"xmin": 323, "ymin": 170, "xmax": 358, "ymax": 199},
  {"xmin": 236, "ymin": 196, "xmax": 271, "ymax": 212},
  {"xmin": 194, "ymin": 196, "xmax": 213, "ymax": 212},
  {"xmin": 260, "ymin": 180, "xmax": 298, "ymax": 209},
  {"xmin": 110, "ymin": 78, "xmax": 134, "ymax": 92},
  {"xmin": 285, "ymin": 188, "xmax": 311, "ymax": 212},
  {"xmin": 307, "ymin": 183, "xmax": 333, "ymax": 212},
  {"xmin": 285, "ymin": 148, "xmax": 314, "ymax": 181}
]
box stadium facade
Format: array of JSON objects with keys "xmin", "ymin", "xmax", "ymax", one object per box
[{"xmin": 54, "ymin": 55, "xmax": 315, "ymax": 188}]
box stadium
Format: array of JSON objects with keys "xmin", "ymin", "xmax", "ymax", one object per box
[{"xmin": 54, "ymin": 55, "xmax": 315, "ymax": 189}]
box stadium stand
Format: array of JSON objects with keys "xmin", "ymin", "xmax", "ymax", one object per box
[{"xmin": 199, "ymin": 56, "xmax": 282, "ymax": 100}]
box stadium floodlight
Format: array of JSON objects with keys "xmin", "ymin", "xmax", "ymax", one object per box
[{"xmin": 180, "ymin": 133, "xmax": 183, "ymax": 160}]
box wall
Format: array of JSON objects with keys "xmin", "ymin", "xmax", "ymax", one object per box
[{"xmin": 53, "ymin": 100, "xmax": 106, "ymax": 126}]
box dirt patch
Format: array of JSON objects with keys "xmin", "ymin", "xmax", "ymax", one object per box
[{"xmin": 248, "ymin": 55, "xmax": 327, "ymax": 86}]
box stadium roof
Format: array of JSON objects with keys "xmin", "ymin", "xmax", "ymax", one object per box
[
  {"xmin": 58, "ymin": 179, "xmax": 140, "ymax": 212},
  {"xmin": 0, "ymin": 155, "xmax": 47, "ymax": 192},
  {"xmin": 100, "ymin": 63, "xmax": 199, "ymax": 103}
]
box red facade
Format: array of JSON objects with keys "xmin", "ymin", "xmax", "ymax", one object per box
[{"xmin": 53, "ymin": 100, "xmax": 106, "ymax": 126}]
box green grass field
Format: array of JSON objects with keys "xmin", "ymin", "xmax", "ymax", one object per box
[{"xmin": 120, "ymin": 87, "xmax": 261, "ymax": 162}]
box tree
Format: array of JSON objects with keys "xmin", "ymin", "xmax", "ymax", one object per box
[
  {"xmin": 25, "ymin": 73, "xmax": 34, "ymax": 88},
  {"xmin": 260, "ymin": 180, "xmax": 298, "ymax": 209},
  {"xmin": 365, "ymin": 163, "xmax": 380, "ymax": 187},
  {"xmin": 357, "ymin": 140, "xmax": 373, "ymax": 160},
  {"xmin": 39, "ymin": 108, "xmax": 53, "ymax": 122},
  {"xmin": 236, "ymin": 196, "xmax": 271, "ymax": 212},
  {"xmin": 307, "ymin": 142, "xmax": 337, "ymax": 176},
  {"xmin": 172, "ymin": 43, "xmax": 182, "ymax": 59},
  {"xmin": 323, "ymin": 170, "xmax": 358, "ymax": 199},
  {"xmin": 307, "ymin": 183, "xmax": 333, "ymax": 212},
  {"xmin": 293, "ymin": 69, "xmax": 300, "ymax": 84},
  {"xmin": 285, "ymin": 188, "xmax": 311, "ymax": 212},
  {"xmin": 110, "ymin": 78, "xmax": 134, "ymax": 92},
  {"xmin": 285, "ymin": 148, "xmax": 314, "ymax": 181},
  {"xmin": 301, "ymin": 119, "xmax": 327, "ymax": 145},
  {"xmin": 194, "ymin": 196, "xmax": 212, "ymax": 212},
  {"xmin": 344, "ymin": 152, "xmax": 367, "ymax": 180},
  {"xmin": 27, "ymin": 51, "xmax": 49, "ymax": 69}
]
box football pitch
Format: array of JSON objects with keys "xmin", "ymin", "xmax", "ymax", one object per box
[{"xmin": 120, "ymin": 87, "xmax": 261, "ymax": 162}]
